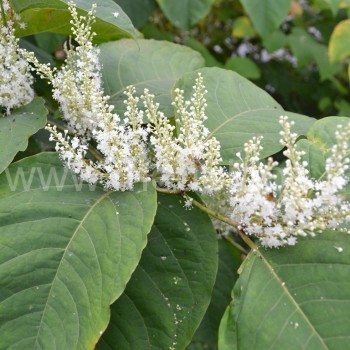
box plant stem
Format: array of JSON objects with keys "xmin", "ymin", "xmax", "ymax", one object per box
[
  {"xmin": 188, "ymin": 196, "xmax": 258, "ymax": 252},
  {"xmin": 189, "ymin": 196, "xmax": 239, "ymax": 226},
  {"xmin": 156, "ymin": 187, "xmax": 182, "ymax": 195},
  {"xmin": 191, "ymin": 198, "xmax": 258, "ymax": 251},
  {"xmin": 156, "ymin": 188, "xmax": 259, "ymax": 254}
]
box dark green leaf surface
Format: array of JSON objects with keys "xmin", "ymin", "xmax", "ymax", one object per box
[
  {"xmin": 316, "ymin": 0, "xmax": 343, "ymax": 15},
  {"xmin": 98, "ymin": 193, "xmax": 218, "ymax": 350},
  {"xmin": 188, "ymin": 239, "xmax": 241, "ymax": 349},
  {"xmin": 239, "ymin": 0, "xmax": 292, "ymax": 38},
  {"xmin": 99, "ymin": 39, "xmax": 205, "ymax": 116},
  {"xmin": 174, "ymin": 68, "xmax": 315, "ymax": 163},
  {"xmin": 0, "ymin": 153, "xmax": 157, "ymax": 349},
  {"xmin": 10, "ymin": 0, "xmax": 138, "ymax": 43},
  {"xmin": 219, "ymin": 231, "xmax": 350, "ymax": 350},
  {"xmin": 0, "ymin": 98, "xmax": 47, "ymax": 174},
  {"xmin": 113, "ymin": 0, "xmax": 156, "ymax": 28},
  {"xmin": 19, "ymin": 38, "xmax": 56, "ymax": 65},
  {"xmin": 156, "ymin": 0, "xmax": 215, "ymax": 30}
]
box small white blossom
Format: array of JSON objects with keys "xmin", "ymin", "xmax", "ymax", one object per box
[
  {"xmin": 23, "ymin": 2, "xmax": 150, "ymax": 191},
  {"xmin": 143, "ymin": 73, "xmax": 226, "ymax": 194},
  {"xmin": 224, "ymin": 116, "xmax": 350, "ymax": 247},
  {"xmin": 22, "ymin": 2, "xmax": 102, "ymax": 137},
  {"xmin": 0, "ymin": 0, "xmax": 34, "ymax": 114},
  {"xmin": 47, "ymin": 124, "xmax": 101, "ymax": 185}
]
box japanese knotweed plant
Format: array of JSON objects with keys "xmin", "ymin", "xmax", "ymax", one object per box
[{"xmin": 20, "ymin": 2, "xmax": 350, "ymax": 249}]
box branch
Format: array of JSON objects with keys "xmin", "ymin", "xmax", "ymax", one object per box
[
  {"xmin": 156, "ymin": 187, "xmax": 182, "ymax": 195},
  {"xmin": 155, "ymin": 188, "xmax": 259, "ymax": 254},
  {"xmin": 188, "ymin": 196, "xmax": 259, "ymax": 252}
]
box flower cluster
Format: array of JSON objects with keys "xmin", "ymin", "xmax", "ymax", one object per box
[
  {"xmin": 22, "ymin": 2, "xmax": 150, "ymax": 191},
  {"xmin": 19, "ymin": 1, "xmax": 350, "ymax": 248},
  {"xmin": 22, "ymin": 2, "xmax": 225, "ymax": 194},
  {"xmin": 0, "ymin": 0, "xmax": 34, "ymax": 114},
  {"xmin": 143, "ymin": 74, "xmax": 226, "ymax": 194},
  {"xmin": 220, "ymin": 116, "xmax": 350, "ymax": 247},
  {"xmin": 21, "ymin": 2, "xmax": 101, "ymax": 137}
]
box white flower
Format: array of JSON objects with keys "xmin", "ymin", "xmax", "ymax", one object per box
[
  {"xmin": 144, "ymin": 73, "xmax": 226, "ymax": 193},
  {"xmin": 224, "ymin": 116, "xmax": 350, "ymax": 247},
  {"xmin": 0, "ymin": 0, "xmax": 34, "ymax": 114},
  {"xmin": 24, "ymin": 2, "xmax": 150, "ymax": 191}
]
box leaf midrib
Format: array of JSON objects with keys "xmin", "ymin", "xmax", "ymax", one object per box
[{"xmin": 258, "ymin": 252, "xmax": 328, "ymax": 349}]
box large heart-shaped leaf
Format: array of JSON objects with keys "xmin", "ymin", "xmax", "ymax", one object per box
[
  {"xmin": 219, "ymin": 230, "xmax": 350, "ymax": 349},
  {"xmin": 99, "ymin": 39, "xmax": 205, "ymax": 116},
  {"xmin": 10, "ymin": 0, "xmax": 138, "ymax": 43},
  {"xmin": 239, "ymin": 0, "xmax": 292, "ymax": 38},
  {"xmin": 0, "ymin": 153, "xmax": 157, "ymax": 349},
  {"xmin": 174, "ymin": 67, "xmax": 315, "ymax": 163},
  {"xmin": 0, "ymin": 98, "xmax": 47, "ymax": 174},
  {"xmin": 156, "ymin": 0, "xmax": 215, "ymax": 30},
  {"xmin": 97, "ymin": 193, "xmax": 218, "ymax": 349}
]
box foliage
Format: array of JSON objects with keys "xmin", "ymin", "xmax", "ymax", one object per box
[{"xmin": 1, "ymin": 0, "xmax": 350, "ymax": 349}]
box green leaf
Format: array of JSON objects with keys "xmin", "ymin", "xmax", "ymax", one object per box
[
  {"xmin": 296, "ymin": 117, "xmax": 350, "ymax": 202},
  {"xmin": 297, "ymin": 139, "xmax": 326, "ymax": 180},
  {"xmin": 10, "ymin": 0, "xmax": 138, "ymax": 43},
  {"xmin": 218, "ymin": 301, "xmax": 236, "ymax": 350},
  {"xmin": 335, "ymin": 99, "xmax": 350, "ymax": 117},
  {"xmin": 296, "ymin": 117, "xmax": 350, "ymax": 179},
  {"xmin": 174, "ymin": 67, "xmax": 315, "ymax": 163},
  {"xmin": 231, "ymin": 16, "xmax": 257, "ymax": 39},
  {"xmin": 97, "ymin": 193, "xmax": 218, "ymax": 349},
  {"xmin": 288, "ymin": 27, "xmax": 341, "ymax": 79},
  {"xmin": 288, "ymin": 27, "xmax": 318, "ymax": 67},
  {"xmin": 314, "ymin": 0, "xmax": 346, "ymax": 15},
  {"xmin": 312, "ymin": 44, "xmax": 342, "ymax": 82},
  {"xmin": 99, "ymin": 39, "xmax": 205, "ymax": 116},
  {"xmin": 156, "ymin": 0, "xmax": 215, "ymax": 30},
  {"xmin": 141, "ymin": 22, "xmax": 175, "ymax": 42},
  {"xmin": 329, "ymin": 19, "xmax": 350, "ymax": 63},
  {"xmin": 113, "ymin": 0, "xmax": 156, "ymax": 28},
  {"xmin": 219, "ymin": 231, "xmax": 350, "ymax": 349},
  {"xmin": 0, "ymin": 98, "xmax": 47, "ymax": 174},
  {"xmin": 34, "ymin": 32, "xmax": 66, "ymax": 55},
  {"xmin": 188, "ymin": 239, "xmax": 241, "ymax": 349},
  {"xmin": 225, "ymin": 57, "xmax": 261, "ymax": 80},
  {"xmin": 184, "ymin": 37, "xmax": 223, "ymax": 68},
  {"xmin": 0, "ymin": 153, "xmax": 157, "ymax": 348},
  {"xmin": 263, "ymin": 31, "xmax": 288, "ymax": 53},
  {"xmin": 239, "ymin": 0, "xmax": 292, "ymax": 38}
]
